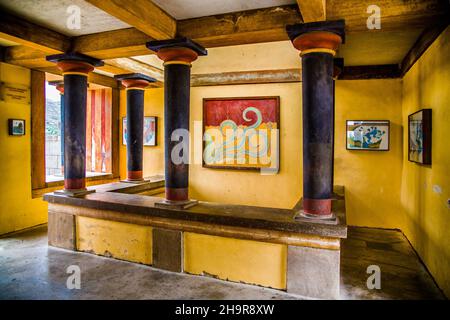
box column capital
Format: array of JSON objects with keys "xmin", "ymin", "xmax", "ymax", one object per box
[
  {"xmin": 115, "ymin": 73, "xmax": 157, "ymax": 90},
  {"xmin": 48, "ymin": 80, "xmax": 64, "ymax": 94},
  {"xmin": 146, "ymin": 37, "xmax": 207, "ymax": 66},
  {"xmin": 46, "ymin": 52, "xmax": 104, "ymax": 76},
  {"xmin": 286, "ymin": 20, "xmax": 345, "ymax": 56}
]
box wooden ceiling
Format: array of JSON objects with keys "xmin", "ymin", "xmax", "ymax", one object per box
[{"xmin": 0, "ymin": 0, "xmax": 448, "ymax": 86}]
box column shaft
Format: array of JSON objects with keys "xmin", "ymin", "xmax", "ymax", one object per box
[
  {"xmin": 147, "ymin": 38, "xmax": 207, "ymax": 205},
  {"xmin": 164, "ymin": 64, "xmax": 191, "ymax": 201},
  {"xmin": 126, "ymin": 89, "xmax": 145, "ymax": 180},
  {"xmin": 63, "ymin": 74, "xmax": 88, "ymax": 190},
  {"xmin": 286, "ymin": 20, "xmax": 345, "ymax": 217},
  {"xmin": 302, "ymin": 53, "xmax": 334, "ymax": 214}
]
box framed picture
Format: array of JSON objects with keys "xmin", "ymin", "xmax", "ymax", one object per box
[
  {"xmin": 8, "ymin": 119, "xmax": 26, "ymax": 136},
  {"xmin": 203, "ymin": 96, "xmax": 280, "ymax": 171},
  {"xmin": 408, "ymin": 109, "xmax": 431, "ymax": 165},
  {"xmin": 122, "ymin": 116, "xmax": 157, "ymax": 146},
  {"xmin": 346, "ymin": 120, "xmax": 390, "ymax": 151}
]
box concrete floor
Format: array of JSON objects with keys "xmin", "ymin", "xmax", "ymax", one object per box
[{"xmin": 0, "ymin": 226, "xmax": 445, "ymax": 300}]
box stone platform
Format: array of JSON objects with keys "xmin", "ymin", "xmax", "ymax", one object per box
[{"xmin": 43, "ymin": 179, "xmax": 347, "ymax": 299}]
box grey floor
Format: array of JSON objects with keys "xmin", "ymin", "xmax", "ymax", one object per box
[{"xmin": 0, "ymin": 226, "xmax": 445, "ymax": 300}]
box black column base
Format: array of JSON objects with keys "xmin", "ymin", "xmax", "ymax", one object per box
[
  {"xmin": 294, "ymin": 211, "xmax": 338, "ymax": 225},
  {"xmin": 155, "ymin": 199, "xmax": 198, "ymax": 210},
  {"xmin": 120, "ymin": 178, "xmax": 151, "ymax": 184},
  {"xmin": 54, "ymin": 189, "xmax": 96, "ymax": 197}
]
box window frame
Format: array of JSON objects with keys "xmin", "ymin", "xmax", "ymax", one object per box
[{"xmin": 31, "ymin": 70, "xmax": 121, "ymax": 198}]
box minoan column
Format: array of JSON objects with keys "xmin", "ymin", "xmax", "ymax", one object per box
[
  {"xmin": 287, "ymin": 21, "xmax": 345, "ymax": 218},
  {"xmin": 46, "ymin": 53, "xmax": 103, "ymax": 196},
  {"xmin": 331, "ymin": 58, "xmax": 344, "ymax": 195},
  {"xmin": 147, "ymin": 38, "xmax": 207, "ymax": 207},
  {"xmin": 115, "ymin": 73, "xmax": 156, "ymax": 182}
]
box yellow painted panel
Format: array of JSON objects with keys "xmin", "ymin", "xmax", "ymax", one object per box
[
  {"xmin": 184, "ymin": 232, "xmax": 287, "ymax": 290},
  {"xmin": 76, "ymin": 216, "xmax": 153, "ymax": 265}
]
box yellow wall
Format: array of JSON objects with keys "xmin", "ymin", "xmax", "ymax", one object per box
[
  {"xmin": 335, "ymin": 79, "xmax": 404, "ymax": 228},
  {"xmin": 400, "ymin": 27, "xmax": 450, "ymax": 297},
  {"xmin": 0, "ymin": 63, "xmax": 48, "ymax": 235},
  {"xmin": 119, "ymin": 88, "xmax": 165, "ymax": 179},
  {"xmin": 190, "ymin": 84, "xmax": 302, "ymax": 208}
]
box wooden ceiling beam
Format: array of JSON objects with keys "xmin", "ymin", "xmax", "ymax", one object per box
[
  {"xmin": 0, "ymin": 11, "xmax": 70, "ymax": 53},
  {"xmin": 296, "ymin": 0, "xmax": 326, "ymax": 22},
  {"xmin": 327, "ymin": 0, "xmax": 449, "ymax": 33},
  {"xmin": 400, "ymin": 20, "xmax": 449, "ymax": 76},
  {"xmin": 177, "ymin": 5, "xmax": 303, "ymax": 48},
  {"xmin": 84, "ymin": 0, "xmax": 176, "ymax": 40},
  {"xmin": 105, "ymin": 57, "xmax": 163, "ymax": 83},
  {"xmin": 4, "ymin": 46, "xmax": 134, "ymax": 84},
  {"xmin": 339, "ymin": 65, "xmax": 401, "ymax": 80},
  {"xmin": 37, "ymin": 66, "xmax": 120, "ymax": 88},
  {"xmin": 72, "ymin": 28, "xmax": 154, "ymax": 59}
]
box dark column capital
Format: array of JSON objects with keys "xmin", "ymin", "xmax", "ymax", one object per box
[
  {"xmin": 115, "ymin": 73, "xmax": 156, "ymax": 90},
  {"xmin": 287, "ymin": 20, "xmax": 345, "ymax": 56},
  {"xmin": 46, "ymin": 52, "xmax": 103, "ymax": 76},
  {"xmin": 147, "ymin": 37, "xmax": 207, "ymax": 66}
]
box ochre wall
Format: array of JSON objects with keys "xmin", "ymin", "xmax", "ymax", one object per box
[
  {"xmin": 335, "ymin": 79, "xmax": 404, "ymax": 229},
  {"xmin": 400, "ymin": 27, "xmax": 450, "ymax": 297},
  {"xmin": 190, "ymin": 83, "xmax": 302, "ymax": 208},
  {"xmin": 0, "ymin": 63, "xmax": 48, "ymax": 235}
]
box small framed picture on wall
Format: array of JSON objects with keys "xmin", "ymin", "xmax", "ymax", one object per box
[
  {"xmin": 8, "ymin": 119, "xmax": 26, "ymax": 136},
  {"xmin": 408, "ymin": 109, "xmax": 431, "ymax": 165},
  {"xmin": 122, "ymin": 116, "xmax": 157, "ymax": 146},
  {"xmin": 346, "ymin": 120, "xmax": 390, "ymax": 151}
]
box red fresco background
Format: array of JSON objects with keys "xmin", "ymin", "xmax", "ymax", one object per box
[{"xmin": 204, "ymin": 98, "xmax": 279, "ymax": 127}]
